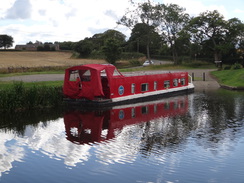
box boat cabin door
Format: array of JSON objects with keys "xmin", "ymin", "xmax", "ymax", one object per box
[{"xmin": 100, "ymin": 69, "xmax": 110, "ymax": 98}]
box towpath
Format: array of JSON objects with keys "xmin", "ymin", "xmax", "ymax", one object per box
[{"xmin": 0, "ymin": 69, "xmax": 220, "ymax": 91}]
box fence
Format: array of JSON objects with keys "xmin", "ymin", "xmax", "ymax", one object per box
[{"xmin": 190, "ymin": 72, "xmax": 210, "ymax": 81}]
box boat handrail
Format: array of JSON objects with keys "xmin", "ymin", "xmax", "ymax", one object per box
[{"xmin": 188, "ymin": 74, "xmax": 193, "ymax": 83}]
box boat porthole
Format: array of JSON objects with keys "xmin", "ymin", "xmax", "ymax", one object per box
[
  {"xmin": 118, "ymin": 85, "xmax": 124, "ymax": 95},
  {"xmin": 119, "ymin": 110, "xmax": 124, "ymax": 119}
]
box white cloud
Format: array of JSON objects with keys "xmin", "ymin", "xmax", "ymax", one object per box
[
  {"xmin": 0, "ymin": 0, "xmax": 131, "ymax": 46},
  {"xmin": 0, "ymin": 0, "xmax": 243, "ymax": 47}
]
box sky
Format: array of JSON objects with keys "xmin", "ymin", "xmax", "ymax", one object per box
[{"xmin": 0, "ymin": 0, "xmax": 244, "ymax": 47}]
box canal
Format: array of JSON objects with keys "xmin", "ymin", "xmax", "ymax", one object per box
[{"xmin": 0, "ymin": 89, "xmax": 243, "ymax": 183}]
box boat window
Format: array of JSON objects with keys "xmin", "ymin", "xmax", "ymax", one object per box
[
  {"xmin": 131, "ymin": 83, "xmax": 135, "ymax": 93},
  {"xmin": 141, "ymin": 106, "xmax": 148, "ymax": 114},
  {"xmin": 173, "ymin": 79, "xmax": 178, "ymax": 87},
  {"xmin": 69, "ymin": 70, "xmax": 80, "ymax": 81},
  {"xmin": 141, "ymin": 83, "xmax": 149, "ymax": 92},
  {"xmin": 154, "ymin": 81, "xmax": 157, "ymax": 90},
  {"xmin": 113, "ymin": 68, "xmax": 122, "ymax": 76},
  {"xmin": 154, "ymin": 105, "xmax": 157, "ymax": 113},
  {"xmin": 174, "ymin": 102, "xmax": 178, "ymax": 109},
  {"xmin": 80, "ymin": 70, "xmax": 91, "ymax": 81},
  {"xmin": 164, "ymin": 102, "xmax": 170, "ymax": 110},
  {"xmin": 164, "ymin": 80, "xmax": 170, "ymax": 88},
  {"xmin": 100, "ymin": 69, "xmax": 107, "ymax": 77},
  {"xmin": 181, "ymin": 78, "xmax": 186, "ymax": 85},
  {"xmin": 131, "ymin": 108, "xmax": 136, "ymax": 118}
]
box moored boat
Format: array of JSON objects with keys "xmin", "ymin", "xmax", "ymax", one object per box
[{"xmin": 63, "ymin": 64, "xmax": 194, "ymax": 107}]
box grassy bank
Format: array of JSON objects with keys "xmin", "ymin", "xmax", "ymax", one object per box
[
  {"xmin": 0, "ymin": 81, "xmax": 63, "ymax": 111},
  {"xmin": 211, "ymin": 69, "xmax": 244, "ymax": 89}
]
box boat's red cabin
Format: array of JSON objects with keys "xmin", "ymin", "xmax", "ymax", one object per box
[
  {"xmin": 63, "ymin": 64, "xmax": 123, "ymax": 100},
  {"xmin": 63, "ymin": 64, "xmax": 191, "ymax": 101}
]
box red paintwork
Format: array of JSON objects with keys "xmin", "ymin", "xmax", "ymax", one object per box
[
  {"xmin": 63, "ymin": 64, "xmax": 189, "ymax": 100},
  {"xmin": 64, "ymin": 96, "xmax": 188, "ymax": 144}
]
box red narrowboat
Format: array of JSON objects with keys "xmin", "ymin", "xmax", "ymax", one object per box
[{"xmin": 63, "ymin": 64, "xmax": 194, "ymax": 107}]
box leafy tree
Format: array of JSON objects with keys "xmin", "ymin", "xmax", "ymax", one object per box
[
  {"xmin": 118, "ymin": 0, "xmax": 157, "ymax": 63},
  {"xmin": 101, "ymin": 29, "xmax": 126, "ymax": 45},
  {"xmin": 154, "ymin": 4, "xmax": 190, "ymax": 64},
  {"xmin": 73, "ymin": 38, "xmax": 93, "ymax": 57},
  {"xmin": 0, "ymin": 34, "xmax": 14, "ymax": 49},
  {"xmin": 59, "ymin": 41, "xmax": 74, "ymax": 50},
  {"xmin": 187, "ymin": 10, "xmax": 244, "ymax": 62},
  {"xmin": 127, "ymin": 23, "xmax": 161, "ymax": 55},
  {"xmin": 103, "ymin": 38, "xmax": 122, "ymax": 64},
  {"xmin": 91, "ymin": 29, "xmax": 126, "ymax": 51}
]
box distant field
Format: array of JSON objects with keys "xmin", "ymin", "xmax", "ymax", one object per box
[{"xmin": 0, "ymin": 51, "xmax": 107, "ymax": 68}]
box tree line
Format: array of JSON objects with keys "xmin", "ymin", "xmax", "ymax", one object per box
[{"xmin": 1, "ymin": 1, "xmax": 244, "ymax": 65}]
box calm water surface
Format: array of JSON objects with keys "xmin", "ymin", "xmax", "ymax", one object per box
[{"xmin": 0, "ymin": 89, "xmax": 244, "ymax": 183}]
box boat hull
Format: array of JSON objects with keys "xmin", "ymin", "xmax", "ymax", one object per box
[{"xmin": 64, "ymin": 83, "xmax": 194, "ymax": 109}]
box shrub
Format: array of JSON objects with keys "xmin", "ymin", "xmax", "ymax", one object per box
[
  {"xmin": 0, "ymin": 82, "xmax": 63, "ymax": 111},
  {"xmin": 223, "ymin": 65, "xmax": 231, "ymax": 70},
  {"xmin": 231, "ymin": 63, "xmax": 243, "ymax": 70}
]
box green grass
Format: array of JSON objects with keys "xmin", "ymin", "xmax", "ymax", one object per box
[
  {"xmin": 0, "ymin": 80, "xmax": 63, "ymax": 90},
  {"xmin": 0, "ymin": 71, "xmax": 64, "ymax": 78},
  {"xmin": 211, "ymin": 69, "xmax": 244, "ymax": 87}
]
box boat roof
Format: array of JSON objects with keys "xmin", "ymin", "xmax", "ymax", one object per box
[{"xmin": 65, "ymin": 64, "xmax": 116, "ymax": 71}]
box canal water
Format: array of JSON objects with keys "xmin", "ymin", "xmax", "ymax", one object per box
[{"xmin": 0, "ymin": 89, "xmax": 243, "ymax": 183}]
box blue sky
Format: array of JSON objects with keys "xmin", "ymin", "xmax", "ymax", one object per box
[{"xmin": 0, "ymin": 0, "xmax": 243, "ymax": 47}]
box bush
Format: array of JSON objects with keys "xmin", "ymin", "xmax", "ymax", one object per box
[
  {"xmin": 129, "ymin": 60, "xmax": 142, "ymax": 66},
  {"xmin": 120, "ymin": 52, "xmax": 145, "ymax": 60},
  {"xmin": 231, "ymin": 63, "xmax": 243, "ymax": 70},
  {"xmin": 0, "ymin": 82, "xmax": 63, "ymax": 111},
  {"xmin": 223, "ymin": 65, "xmax": 231, "ymax": 70}
]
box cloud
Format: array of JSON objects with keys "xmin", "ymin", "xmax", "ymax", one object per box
[{"xmin": 5, "ymin": 0, "xmax": 32, "ymax": 19}]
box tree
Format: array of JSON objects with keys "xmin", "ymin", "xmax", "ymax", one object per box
[
  {"xmin": 127, "ymin": 23, "xmax": 161, "ymax": 55},
  {"xmin": 187, "ymin": 10, "xmax": 244, "ymax": 62},
  {"xmin": 154, "ymin": 4, "xmax": 190, "ymax": 64},
  {"xmin": 73, "ymin": 38, "xmax": 93, "ymax": 57},
  {"xmin": 101, "ymin": 29, "xmax": 126, "ymax": 45},
  {"xmin": 103, "ymin": 38, "xmax": 122, "ymax": 64},
  {"xmin": 0, "ymin": 35, "xmax": 14, "ymax": 49},
  {"xmin": 59, "ymin": 41, "xmax": 74, "ymax": 50},
  {"xmin": 91, "ymin": 29, "xmax": 126, "ymax": 51},
  {"xmin": 118, "ymin": 0, "xmax": 157, "ymax": 63}
]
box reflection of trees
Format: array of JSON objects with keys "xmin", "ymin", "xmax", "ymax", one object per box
[
  {"xmin": 139, "ymin": 115, "xmax": 192, "ymax": 157},
  {"xmin": 138, "ymin": 91, "xmax": 244, "ymax": 157},
  {"xmin": 0, "ymin": 108, "xmax": 63, "ymax": 136}
]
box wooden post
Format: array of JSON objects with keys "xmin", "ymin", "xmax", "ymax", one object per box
[
  {"xmin": 192, "ymin": 73, "xmax": 194, "ymax": 81},
  {"xmin": 203, "ymin": 72, "xmax": 205, "ymax": 81}
]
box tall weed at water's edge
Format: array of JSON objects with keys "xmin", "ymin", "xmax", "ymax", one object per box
[{"xmin": 0, "ymin": 82, "xmax": 63, "ymax": 111}]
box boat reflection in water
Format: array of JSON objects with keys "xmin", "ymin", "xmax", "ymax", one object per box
[{"xmin": 64, "ymin": 95, "xmax": 189, "ymax": 145}]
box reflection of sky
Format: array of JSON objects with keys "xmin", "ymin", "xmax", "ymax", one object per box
[
  {"xmin": 0, "ymin": 95, "xmax": 243, "ymax": 179},
  {"xmin": 0, "ymin": 118, "xmax": 92, "ymax": 176},
  {"xmin": 0, "ymin": 131, "xmax": 25, "ymax": 177}
]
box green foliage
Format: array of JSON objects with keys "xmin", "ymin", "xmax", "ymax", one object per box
[
  {"xmin": 59, "ymin": 41, "xmax": 74, "ymax": 50},
  {"xmin": 231, "ymin": 63, "xmax": 243, "ymax": 70},
  {"xmin": 0, "ymin": 82, "xmax": 63, "ymax": 111},
  {"xmin": 0, "ymin": 34, "xmax": 14, "ymax": 49},
  {"xmin": 223, "ymin": 65, "xmax": 231, "ymax": 70},
  {"xmin": 103, "ymin": 39, "xmax": 122, "ymax": 64},
  {"xmin": 188, "ymin": 10, "xmax": 244, "ymax": 62},
  {"xmin": 121, "ymin": 52, "xmax": 145, "ymax": 60},
  {"xmin": 127, "ymin": 23, "xmax": 161, "ymax": 55},
  {"xmin": 72, "ymin": 38, "xmax": 93, "ymax": 57},
  {"xmin": 129, "ymin": 60, "xmax": 142, "ymax": 66}
]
